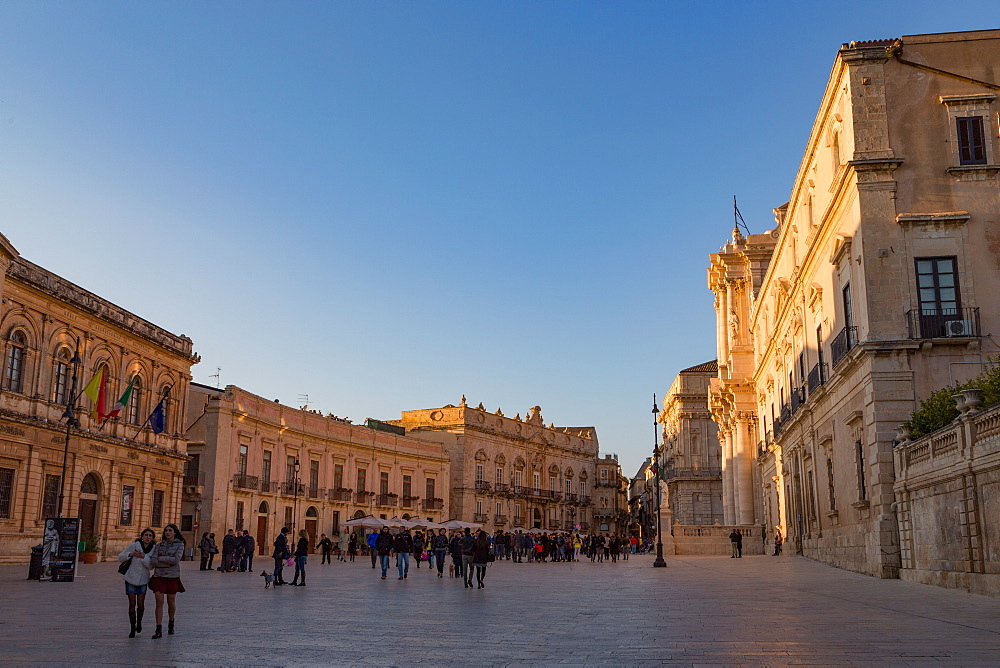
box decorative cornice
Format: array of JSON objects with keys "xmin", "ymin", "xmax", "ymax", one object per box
[{"xmin": 896, "ymin": 211, "xmax": 971, "ymax": 227}]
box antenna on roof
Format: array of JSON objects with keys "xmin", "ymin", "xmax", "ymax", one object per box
[
  {"xmin": 297, "ymin": 394, "xmax": 310, "ymax": 410},
  {"xmin": 209, "ymin": 367, "xmax": 221, "ymax": 388},
  {"xmin": 734, "ymin": 196, "xmax": 751, "ymax": 236}
]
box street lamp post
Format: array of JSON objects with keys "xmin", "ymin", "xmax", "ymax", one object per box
[
  {"xmin": 57, "ymin": 341, "xmax": 82, "ymax": 518},
  {"xmin": 292, "ymin": 458, "xmax": 301, "ymax": 531},
  {"xmin": 652, "ymin": 393, "xmax": 667, "ymax": 568}
]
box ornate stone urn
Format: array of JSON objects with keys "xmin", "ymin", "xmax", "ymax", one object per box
[
  {"xmin": 895, "ymin": 424, "xmax": 911, "ymax": 443},
  {"xmin": 962, "ymin": 388, "xmax": 984, "ymax": 412},
  {"xmin": 953, "ymin": 392, "xmax": 969, "ymax": 413}
]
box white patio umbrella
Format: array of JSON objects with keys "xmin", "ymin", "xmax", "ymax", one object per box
[
  {"xmin": 343, "ymin": 515, "xmax": 388, "ymax": 529},
  {"xmin": 440, "ymin": 519, "xmax": 483, "ymax": 530}
]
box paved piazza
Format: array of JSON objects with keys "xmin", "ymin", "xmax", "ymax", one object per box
[{"xmin": 1, "ymin": 553, "xmax": 999, "ymax": 666}]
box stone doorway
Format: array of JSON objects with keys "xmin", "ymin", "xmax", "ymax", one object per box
[{"xmin": 78, "ymin": 473, "xmax": 102, "ymax": 539}]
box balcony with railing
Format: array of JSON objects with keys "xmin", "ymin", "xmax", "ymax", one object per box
[
  {"xmin": 579, "ymin": 521, "xmax": 590, "ymax": 531},
  {"xmin": 375, "ymin": 494, "xmax": 398, "ymax": 508},
  {"xmin": 660, "ymin": 467, "xmax": 722, "ymax": 481},
  {"xmin": 494, "ymin": 483, "xmax": 511, "ymax": 496},
  {"xmin": 831, "ymin": 325, "xmax": 858, "ymax": 367},
  {"xmin": 790, "ymin": 386, "xmax": 804, "ymax": 414},
  {"xmin": 473, "ymin": 513, "xmax": 488, "ymax": 523},
  {"xmin": 807, "ymin": 362, "xmax": 828, "ymax": 394},
  {"xmin": 578, "ymin": 495, "xmax": 592, "ymax": 506},
  {"xmin": 594, "ymin": 509, "xmax": 616, "ymax": 519},
  {"xmin": 260, "ymin": 480, "xmax": 279, "ymax": 494},
  {"xmin": 422, "ymin": 498, "xmax": 444, "ymax": 511},
  {"xmin": 233, "ymin": 473, "xmax": 258, "ymax": 491},
  {"xmin": 512, "ymin": 517, "xmax": 526, "ymax": 527},
  {"xmin": 400, "ymin": 496, "xmax": 418, "ymax": 510},
  {"xmin": 183, "ymin": 470, "xmax": 205, "ymax": 487},
  {"xmin": 354, "ymin": 490, "xmax": 374, "ymax": 504},
  {"xmin": 548, "ymin": 520, "xmax": 561, "ymax": 530},
  {"xmin": 306, "ymin": 486, "xmax": 324, "ymax": 500},
  {"xmin": 474, "ymin": 480, "xmax": 491, "ymax": 493},
  {"xmin": 547, "ymin": 490, "xmax": 563, "ymax": 501},
  {"xmin": 494, "ymin": 514, "xmax": 507, "ymax": 525},
  {"xmin": 281, "ymin": 481, "xmax": 304, "ymax": 496},
  {"xmin": 564, "ymin": 492, "xmax": 578, "ymax": 504},
  {"xmin": 780, "ymin": 402, "xmax": 792, "ymax": 424},
  {"xmin": 907, "ymin": 306, "xmax": 980, "ymax": 340},
  {"xmin": 328, "ymin": 488, "xmax": 352, "ymax": 503},
  {"xmin": 511, "ymin": 485, "xmax": 527, "ymax": 497}
]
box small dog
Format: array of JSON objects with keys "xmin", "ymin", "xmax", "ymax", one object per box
[
  {"xmin": 448, "ymin": 563, "xmax": 454, "ymax": 577},
  {"xmin": 260, "ymin": 569, "xmax": 275, "ymax": 589}
]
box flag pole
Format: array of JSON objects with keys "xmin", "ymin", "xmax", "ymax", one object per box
[{"xmin": 133, "ymin": 385, "xmax": 172, "ymax": 440}]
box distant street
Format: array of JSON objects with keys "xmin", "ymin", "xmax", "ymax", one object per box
[{"xmin": 2, "ymin": 552, "xmax": 999, "ymax": 665}]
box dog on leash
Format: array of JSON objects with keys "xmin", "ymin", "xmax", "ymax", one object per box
[
  {"xmin": 448, "ymin": 563, "xmax": 454, "ymax": 577},
  {"xmin": 260, "ymin": 569, "xmax": 275, "ymax": 589}
]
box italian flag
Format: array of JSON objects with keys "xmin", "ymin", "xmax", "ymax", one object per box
[
  {"xmin": 82, "ymin": 367, "xmax": 107, "ymax": 422},
  {"xmin": 105, "ymin": 375, "xmax": 138, "ymax": 423}
]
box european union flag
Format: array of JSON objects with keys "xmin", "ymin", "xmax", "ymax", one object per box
[{"xmin": 149, "ymin": 401, "xmax": 165, "ymax": 434}]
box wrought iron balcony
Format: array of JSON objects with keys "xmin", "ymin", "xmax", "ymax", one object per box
[
  {"xmin": 564, "ymin": 493, "xmax": 578, "ymax": 504},
  {"xmin": 494, "ymin": 515, "xmax": 507, "ymax": 525},
  {"xmin": 494, "ymin": 483, "xmax": 511, "ymax": 495},
  {"xmin": 578, "ymin": 495, "xmax": 592, "ymax": 506},
  {"xmin": 579, "ymin": 521, "xmax": 590, "ymax": 531},
  {"xmin": 260, "ymin": 480, "xmax": 280, "ymax": 494},
  {"xmin": 328, "ymin": 489, "xmax": 352, "ymax": 503},
  {"xmin": 780, "ymin": 402, "xmax": 792, "ymax": 423},
  {"xmin": 422, "ymin": 498, "xmax": 444, "ymax": 511},
  {"xmin": 400, "ymin": 496, "xmax": 418, "ymax": 509},
  {"xmin": 512, "ymin": 517, "xmax": 526, "ymax": 527},
  {"xmin": 354, "ymin": 491, "xmax": 374, "ymax": 504},
  {"xmin": 183, "ymin": 471, "xmax": 205, "ymax": 486},
  {"xmin": 807, "ymin": 363, "xmax": 828, "ymax": 394},
  {"xmin": 511, "ymin": 485, "xmax": 527, "ymax": 497},
  {"xmin": 548, "ymin": 520, "xmax": 561, "ymax": 530},
  {"xmin": 233, "ymin": 473, "xmax": 258, "ymax": 491},
  {"xmin": 906, "ymin": 307, "xmax": 980, "ymax": 339},
  {"xmin": 660, "ymin": 467, "xmax": 722, "ymax": 481},
  {"xmin": 831, "ymin": 325, "xmax": 858, "ymax": 367},
  {"xmin": 306, "ymin": 486, "xmax": 324, "ymax": 500},
  {"xmin": 474, "ymin": 480, "xmax": 491, "ymax": 492},
  {"xmin": 473, "ymin": 513, "xmax": 488, "ymax": 523},
  {"xmin": 280, "ymin": 481, "xmax": 304, "ymax": 496},
  {"xmin": 790, "ymin": 386, "xmax": 804, "ymax": 414},
  {"xmin": 375, "ymin": 494, "xmax": 397, "ymax": 507}
]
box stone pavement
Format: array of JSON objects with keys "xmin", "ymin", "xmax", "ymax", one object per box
[{"xmin": 0, "ymin": 552, "xmax": 999, "ymax": 666}]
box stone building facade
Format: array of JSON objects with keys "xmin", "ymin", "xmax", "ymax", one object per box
[
  {"xmin": 707, "ymin": 30, "xmax": 1000, "ymax": 579},
  {"xmin": 659, "ymin": 361, "xmax": 724, "ymax": 526},
  {"xmin": 0, "ymin": 233, "xmax": 198, "ymax": 562},
  {"xmin": 592, "ymin": 453, "xmax": 629, "ymax": 534},
  {"xmin": 183, "ymin": 383, "xmax": 450, "ymax": 552},
  {"xmin": 394, "ymin": 400, "xmax": 598, "ymax": 533}
]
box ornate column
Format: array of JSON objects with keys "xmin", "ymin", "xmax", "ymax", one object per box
[
  {"xmin": 721, "ymin": 426, "xmax": 736, "ymax": 525},
  {"xmin": 735, "ymin": 412, "xmax": 755, "ymax": 525}
]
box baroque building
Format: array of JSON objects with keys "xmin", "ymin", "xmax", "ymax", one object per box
[
  {"xmin": 0, "ymin": 233, "xmax": 199, "ymax": 562},
  {"xmin": 708, "ymin": 30, "xmax": 1000, "ymax": 579},
  {"xmin": 658, "ymin": 361, "xmax": 723, "ymax": 526},
  {"xmin": 592, "ymin": 453, "xmax": 629, "ymax": 534},
  {"xmin": 182, "ymin": 383, "xmax": 450, "ymax": 552},
  {"xmin": 394, "ymin": 400, "xmax": 598, "ymax": 532}
]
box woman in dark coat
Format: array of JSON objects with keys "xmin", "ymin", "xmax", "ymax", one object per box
[
  {"xmin": 292, "ymin": 530, "xmax": 309, "ymax": 586},
  {"xmin": 471, "ymin": 530, "xmax": 492, "ymax": 589}
]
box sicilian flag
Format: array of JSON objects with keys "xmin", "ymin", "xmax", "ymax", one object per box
[
  {"xmin": 82, "ymin": 367, "xmax": 107, "ymax": 422},
  {"xmin": 105, "ymin": 375, "xmax": 137, "ymax": 423}
]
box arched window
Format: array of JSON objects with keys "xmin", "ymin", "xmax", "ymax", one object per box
[
  {"xmin": 831, "ymin": 131, "xmax": 841, "ymax": 170},
  {"xmin": 305, "ymin": 506, "xmax": 318, "ymax": 518},
  {"xmin": 159, "ymin": 384, "xmax": 172, "ymax": 434},
  {"xmin": 128, "ymin": 377, "xmax": 144, "ymax": 425},
  {"xmin": 81, "ymin": 473, "xmax": 100, "ymax": 495},
  {"xmin": 352, "ymin": 510, "xmax": 365, "ymax": 519},
  {"xmin": 53, "ymin": 347, "xmax": 71, "ymax": 405},
  {"xmin": 5, "ymin": 331, "xmax": 27, "ymax": 393},
  {"xmin": 258, "ymin": 501, "xmax": 269, "ymax": 514}
]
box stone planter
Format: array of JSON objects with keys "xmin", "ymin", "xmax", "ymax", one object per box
[
  {"xmin": 895, "ymin": 424, "xmax": 911, "ymax": 443},
  {"xmin": 79, "ymin": 551, "xmax": 99, "ymax": 564},
  {"xmin": 953, "ymin": 393, "xmax": 969, "ymax": 413},
  {"xmin": 962, "ymin": 388, "xmax": 984, "ymax": 412}
]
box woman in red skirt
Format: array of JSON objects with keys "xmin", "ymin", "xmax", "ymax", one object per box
[{"xmin": 149, "ymin": 523, "xmax": 186, "ymax": 639}]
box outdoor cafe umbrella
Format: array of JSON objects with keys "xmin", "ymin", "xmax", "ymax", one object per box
[
  {"xmin": 440, "ymin": 519, "xmax": 483, "ymax": 530},
  {"xmin": 343, "ymin": 515, "xmax": 387, "ymax": 529}
]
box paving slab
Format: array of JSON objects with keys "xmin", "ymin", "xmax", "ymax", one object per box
[{"xmin": 0, "ymin": 553, "xmax": 998, "ymax": 665}]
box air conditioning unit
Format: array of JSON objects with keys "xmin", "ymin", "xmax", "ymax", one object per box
[{"xmin": 944, "ymin": 320, "xmax": 974, "ymax": 337}]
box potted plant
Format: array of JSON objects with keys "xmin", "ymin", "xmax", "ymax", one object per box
[{"xmin": 79, "ymin": 532, "xmax": 101, "ymax": 564}]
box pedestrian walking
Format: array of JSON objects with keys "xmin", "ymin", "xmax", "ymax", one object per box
[
  {"xmin": 319, "ymin": 534, "xmax": 333, "ymax": 564},
  {"xmin": 432, "ymin": 528, "xmax": 449, "ymax": 577},
  {"xmin": 118, "ymin": 528, "xmax": 155, "ymax": 638},
  {"xmin": 149, "ymin": 524, "xmax": 185, "ymax": 639},
  {"xmin": 348, "ymin": 531, "xmax": 359, "ymax": 562},
  {"xmin": 412, "ymin": 530, "xmax": 425, "ymax": 569},
  {"xmin": 367, "ymin": 529, "xmax": 380, "ymax": 569},
  {"xmin": 220, "ymin": 529, "xmax": 236, "ymax": 572},
  {"xmin": 375, "ymin": 526, "xmax": 394, "ymax": 579},
  {"xmin": 291, "ymin": 529, "xmax": 309, "ymax": 586},
  {"xmin": 471, "ymin": 529, "xmax": 492, "ymax": 589},
  {"xmin": 773, "ymin": 527, "xmax": 783, "ymax": 556},
  {"xmin": 460, "ymin": 528, "xmax": 476, "ymax": 588},
  {"xmin": 449, "ymin": 531, "xmax": 464, "ymax": 578},
  {"xmin": 338, "ymin": 530, "xmax": 350, "ymax": 562},
  {"xmin": 729, "ymin": 529, "xmax": 743, "ymax": 558},
  {"xmin": 272, "ymin": 527, "xmax": 290, "ymax": 585},
  {"xmin": 394, "ymin": 528, "xmax": 414, "ymax": 579}
]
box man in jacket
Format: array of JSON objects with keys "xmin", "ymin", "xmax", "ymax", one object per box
[
  {"xmin": 367, "ymin": 530, "xmax": 379, "ymax": 568},
  {"xmin": 374, "ymin": 526, "xmax": 394, "ymax": 579},
  {"xmin": 459, "ymin": 527, "xmax": 477, "ymax": 588},
  {"xmin": 221, "ymin": 529, "xmax": 237, "ymax": 572},
  {"xmin": 448, "ymin": 531, "xmax": 464, "ymax": 579},
  {"xmin": 239, "ymin": 530, "xmax": 255, "ymax": 572},
  {"xmin": 272, "ymin": 527, "xmax": 290, "ymax": 585},
  {"xmin": 393, "ymin": 529, "xmax": 414, "ymax": 580}
]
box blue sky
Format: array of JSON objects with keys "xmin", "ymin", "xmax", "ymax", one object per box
[{"xmin": 1, "ymin": 2, "xmax": 993, "ymax": 475}]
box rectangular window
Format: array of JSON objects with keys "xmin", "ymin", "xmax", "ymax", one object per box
[
  {"xmin": 284, "ymin": 506, "xmax": 293, "ymax": 528},
  {"xmin": 333, "ymin": 464, "xmax": 344, "ymax": 490},
  {"xmin": 238, "ymin": 445, "xmax": 249, "ymax": 476},
  {"xmin": 53, "ymin": 361, "xmax": 69, "ymax": 405},
  {"xmin": 151, "ymin": 489, "xmax": 164, "ymax": 527},
  {"xmin": 827, "ymin": 458, "xmax": 837, "ymax": 512},
  {"xmin": 332, "ymin": 510, "xmax": 340, "ymax": 534},
  {"xmin": 533, "ymin": 471, "xmax": 540, "ymax": 490},
  {"xmin": 514, "ymin": 470, "xmax": 522, "ymax": 488},
  {"xmin": 261, "ymin": 450, "xmax": 272, "ymax": 484},
  {"xmin": 816, "ymin": 325, "xmax": 825, "ymax": 370},
  {"xmin": 379, "ymin": 471, "xmax": 389, "ymax": 495},
  {"xmin": 957, "ymin": 116, "xmax": 987, "ymax": 165},
  {"xmin": 42, "ymin": 474, "xmax": 61, "ymax": 519},
  {"xmin": 476, "ymin": 500, "xmax": 483, "ymax": 515},
  {"xmin": 181, "ymin": 515, "xmax": 193, "ymax": 532},
  {"xmin": 402, "ymin": 475, "xmax": 412, "ymax": 498},
  {"xmin": 580, "ymin": 481, "xmax": 586, "ymax": 497},
  {"xmin": 915, "ymin": 257, "xmax": 960, "ymax": 315},
  {"xmin": 565, "ymin": 479, "xmax": 572, "ymax": 494},
  {"xmin": 309, "ymin": 461, "xmax": 319, "ymax": 490},
  {"xmin": 855, "ymin": 441, "xmax": 867, "ymax": 502},
  {"xmin": 496, "ymin": 501, "xmax": 502, "ymax": 516},
  {"xmin": 807, "ymin": 470, "xmax": 816, "ymax": 520},
  {"xmin": 549, "ymin": 475, "xmax": 557, "ymax": 491},
  {"xmin": 356, "ymin": 468, "xmax": 367, "ymax": 492},
  {"xmin": 119, "ymin": 484, "xmax": 134, "ymax": 526},
  {"xmin": 0, "ymin": 468, "xmax": 14, "ymax": 518},
  {"xmin": 600, "ymin": 468, "xmax": 608, "ymax": 481},
  {"xmin": 842, "ymin": 283, "xmax": 854, "ymax": 330},
  {"xmin": 183, "ymin": 454, "xmax": 200, "ymax": 485},
  {"xmin": 495, "ymin": 467, "xmax": 503, "ymax": 485},
  {"xmin": 475, "ymin": 464, "xmax": 484, "ymax": 483},
  {"xmin": 286, "ymin": 455, "xmax": 297, "ymax": 483},
  {"xmin": 235, "ymin": 501, "xmax": 245, "ymax": 531},
  {"xmin": 514, "ymin": 504, "xmax": 522, "ymax": 518},
  {"xmin": 425, "ymin": 477, "xmax": 435, "ymax": 499}
]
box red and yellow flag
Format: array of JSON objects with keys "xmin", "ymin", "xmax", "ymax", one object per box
[{"xmin": 82, "ymin": 367, "xmax": 107, "ymax": 422}]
